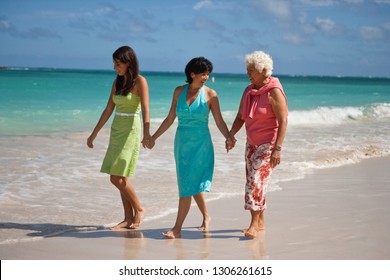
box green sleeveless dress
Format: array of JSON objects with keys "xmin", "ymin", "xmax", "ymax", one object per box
[
  {"xmin": 174, "ymin": 85, "xmax": 214, "ymax": 197},
  {"xmin": 100, "ymin": 92, "xmax": 141, "ymax": 177}
]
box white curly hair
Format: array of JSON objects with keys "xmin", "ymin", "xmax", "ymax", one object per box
[{"xmin": 245, "ymin": 51, "xmax": 273, "ymax": 77}]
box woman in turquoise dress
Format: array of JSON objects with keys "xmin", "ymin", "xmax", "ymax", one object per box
[
  {"xmin": 87, "ymin": 46, "xmax": 153, "ymax": 230},
  {"xmin": 151, "ymin": 57, "xmax": 232, "ymax": 239}
]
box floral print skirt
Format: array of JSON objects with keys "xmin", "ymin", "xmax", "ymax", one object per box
[{"xmin": 244, "ymin": 142, "xmax": 272, "ymax": 211}]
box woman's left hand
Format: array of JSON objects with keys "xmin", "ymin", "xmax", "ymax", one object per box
[{"xmin": 270, "ymin": 150, "xmax": 281, "ymax": 168}]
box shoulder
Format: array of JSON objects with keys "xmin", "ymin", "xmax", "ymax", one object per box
[
  {"xmin": 203, "ymin": 85, "xmax": 217, "ymax": 98},
  {"xmin": 203, "ymin": 86, "xmax": 219, "ymax": 107},
  {"xmin": 269, "ymin": 87, "xmax": 284, "ymax": 99},
  {"xmin": 133, "ymin": 75, "xmax": 148, "ymax": 95},
  {"xmin": 175, "ymin": 84, "xmax": 186, "ymax": 91},
  {"xmin": 136, "ymin": 75, "xmax": 148, "ymax": 87},
  {"xmin": 173, "ymin": 84, "xmax": 187, "ymax": 99},
  {"xmin": 269, "ymin": 87, "xmax": 287, "ymax": 106},
  {"xmin": 175, "ymin": 84, "xmax": 187, "ymax": 93}
]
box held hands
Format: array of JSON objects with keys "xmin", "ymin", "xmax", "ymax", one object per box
[
  {"xmin": 225, "ymin": 134, "xmax": 237, "ymax": 152},
  {"xmin": 142, "ymin": 134, "xmax": 155, "ymax": 149}
]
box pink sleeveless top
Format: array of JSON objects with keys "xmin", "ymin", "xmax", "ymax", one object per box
[{"xmin": 240, "ymin": 77, "xmax": 287, "ymax": 146}]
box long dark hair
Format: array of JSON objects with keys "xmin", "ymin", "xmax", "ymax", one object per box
[
  {"xmin": 113, "ymin": 46, "xmax": 139, "ymax": 96},
  {"xmin": 185, "ymin": 57, "xmax": 213, "ymax": 84}
]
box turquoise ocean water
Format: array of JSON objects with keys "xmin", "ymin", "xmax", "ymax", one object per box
[
  {"xmin": 1, "ymin": 68, "xmax": 390, "ymax": 244},
  {"xmin": 1, "ymin": 68, "xmax": 390, "ymax": 135}
]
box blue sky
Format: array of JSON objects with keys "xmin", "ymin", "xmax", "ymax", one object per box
[{"xmin": 1, "ymin": 0, "xmax": 390, "ymax": 77}]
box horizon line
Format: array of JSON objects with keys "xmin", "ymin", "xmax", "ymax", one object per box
[{"xmin": 1, "ymin": 65, "xmax": 389, "ymax": 79}]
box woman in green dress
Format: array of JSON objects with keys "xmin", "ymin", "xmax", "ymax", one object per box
[
  {"xmin": 87, "ymin": 46, "xmax": 153, "ymax": 230},
  {"xmin": 151, "ymin": 57, "xmax": 232, "ymax": 239}
]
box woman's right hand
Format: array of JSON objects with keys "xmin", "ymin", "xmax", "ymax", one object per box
[{"xmin": 87, "ymin": 134, "xmax": 95, "ymax": 148}]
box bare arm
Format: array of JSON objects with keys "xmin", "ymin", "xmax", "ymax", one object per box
[
  {"xmin": 207, "ymin": 88, "xmax": 230, "ymax": 140},
  {"xmin": 136, "ymin": 75, "xmax": 153, "ymax": 148},
  {"xmin": 205, "ymin": 87, "xmax": 237, "ymax": 153},
  {"xmin": 152, "ymin": 86, "xmax": 182, "ymax": 142},
  {"xmin": 87, "ymin": 82, "xmax": 116, "ymax": 148},
  {"xmin": 269, "ymin": 88, "xmax": 288, "ymax": 168},
  {"xmin": 228, "ymin": 89, "xmax": 247, "ymax": 142}
]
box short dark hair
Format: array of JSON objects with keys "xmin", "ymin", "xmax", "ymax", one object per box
[
  {"xmin": 113, "ymin": 46, "xmax": 139, "ymax": 96},
  {"xmin": 185, "ymin": 57, "xmax": 213, "ymax": 84}
]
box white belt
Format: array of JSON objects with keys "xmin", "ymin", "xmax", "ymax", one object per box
[{"xmin": 115, "ymin": 112, "xmax": 139, "ymax": 117}]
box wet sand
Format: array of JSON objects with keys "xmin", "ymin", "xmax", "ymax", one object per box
[{"xmin": 1, "ymin": 156, "xmax": 389, "ymax": 260}]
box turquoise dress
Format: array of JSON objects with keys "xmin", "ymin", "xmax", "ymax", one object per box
[{"xmin": 175, "ymin": 85, "xmax": 214, "ymax": 197}]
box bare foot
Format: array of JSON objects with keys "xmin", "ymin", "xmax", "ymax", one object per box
[
  {"xmin": 244, "ymin": 227, "xmax": 259, "ymax": 239},
  {"xmin": 111, "ymin": 219, "xmax": 133, "ymax": 230},
  {"xmin": 198, "ymin": 215, "xmax": 211, "ymax": 231},
  {"xmin": 241, "ymin": 225, "xmax": 265, "ymax": 233},
  {"xmin": 162, "ymin": 229, "xmax": 181, "ymax": 239},
  {"xmin": 129, "ymin": 208, "xmax": 146, "ymax": 229}
]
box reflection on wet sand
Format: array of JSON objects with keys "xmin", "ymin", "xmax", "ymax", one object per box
[
  {"xmin": 116, "ymin": 230, "xmax": 145, "ymax": 260},
  {"xmin": 163, "ymin": 229, "xmax": 210, "ymax": 260},
  {"xmin": 110, "ymin": 224, "xmax": 268, "ymax": 260},
  {"xmin": 245, "ymin": 231, "xmax": 268, "ymax": 259}
]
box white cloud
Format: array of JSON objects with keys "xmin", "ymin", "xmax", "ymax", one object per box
[
  {"xmin": 316, "ymin": 17, "xmax": 336, "ymax": 32},
  {"xmin": 193, "ymin": 0, "xmax": 213, "ymax": 10},
  {"xmin": 95, "ymin": 7, "xmax": 114, "ymax": 16}
]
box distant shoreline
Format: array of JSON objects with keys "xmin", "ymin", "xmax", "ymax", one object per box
[{"xmin": 1, "ymin": 66, "xmax": 390, "ymax": 79}]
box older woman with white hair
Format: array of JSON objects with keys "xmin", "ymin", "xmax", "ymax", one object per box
[{"xmin": 227, "ymin": 51, "xmax": 288, "ymax": 238}]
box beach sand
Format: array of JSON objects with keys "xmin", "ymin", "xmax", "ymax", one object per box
[{"xmin": 1, "ymin": 156, "xmax": 389, "ymax": 260}]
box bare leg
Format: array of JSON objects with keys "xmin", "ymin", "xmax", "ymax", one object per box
[
  {"xmin": 111, "ymin": 193, "xmax": 134, "ymax": 230},
  {"xmin": 242, "ymin": 210, "xmax": 265, "ymax": 233},
  {"xmin": 244, "ymin": 210, "xmax": 264, "ymax": 238},
  {"xmin": 162, "ymin": 196, "xmax": 192, "ymax": 239},
  {"xmin": 258, "ymin": 210, "xmax": 265, "ymax": 230},
  {"xmin": 193, "ymin": 192, "xmax": 211, "ymax": 231},
  {"xmin": 110, "ymin": 175, "xmax": 145, "ymax": 229}
]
